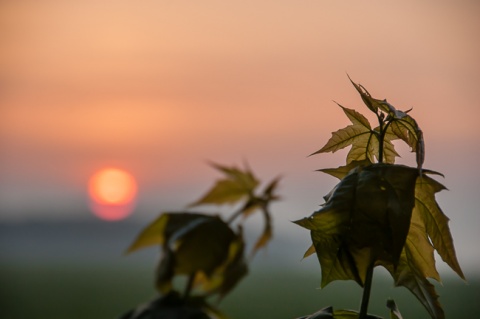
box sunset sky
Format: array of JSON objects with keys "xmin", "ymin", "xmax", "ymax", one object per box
[{"xmin": 1, "ymin": 1, "xmax": 479, "ymax": 270}]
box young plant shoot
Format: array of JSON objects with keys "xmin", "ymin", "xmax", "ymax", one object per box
[
  {"xmin": 122, "ymin": 163, "xmax": 280, "ymax": 319},
  {"xmin": 294, "ymin": 77, "xmax": 465, "ymax": 319}
]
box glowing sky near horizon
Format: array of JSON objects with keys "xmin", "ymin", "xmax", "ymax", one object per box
[{"xmin": 1, "ymin": 0, "xmax": 479, "ymax": 269}]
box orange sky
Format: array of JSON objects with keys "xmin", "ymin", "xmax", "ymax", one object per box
[{"xmin": 1, "ymin": 0, "xmax": 479, "ymax": 267}]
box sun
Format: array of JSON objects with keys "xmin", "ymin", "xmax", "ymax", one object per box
[{"xmin": 88, "ymin": 168, "xmax": 137, "ymax": 221}]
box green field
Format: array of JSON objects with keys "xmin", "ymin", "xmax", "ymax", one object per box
[{"xmin": 1, "ymin": 261, "xmax": 477, "ymax": 319}]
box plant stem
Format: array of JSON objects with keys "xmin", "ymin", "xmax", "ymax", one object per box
[
  {"xmin": 183, "ymin": 273, "xmax": 196, "ymax": 300},
  {"xmin": 376, "ymin": 113, "xmax": 385, "ymax": 164},
  {"xmin": 359, "ymin": 263, "xmax": 375, "ymax": 319}
]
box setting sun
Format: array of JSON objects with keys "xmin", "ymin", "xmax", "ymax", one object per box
[{"xmin": 88, "ymin": 168, "xmax": 137, "ymax": 220}]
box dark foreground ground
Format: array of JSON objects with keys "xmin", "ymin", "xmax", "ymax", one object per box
[{"xmin": 0, "ymin": 220, "xmax": 478, "ymax": 319}]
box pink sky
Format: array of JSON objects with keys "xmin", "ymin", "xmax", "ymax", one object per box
[{"xmin": 1, "ymin": 0, "xmax": 479, "ymax": 268}]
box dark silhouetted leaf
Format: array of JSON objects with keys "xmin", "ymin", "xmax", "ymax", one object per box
[
  {"xmin": 154, "ymin": 214, "xmax": 244, "ymax": 295},
  {"xmin": 295, "ymin": 164, "xmax": 419, "ymax": 286},
  {"xmin": 126, "ymin": 213, "xmax": 207, "ymax": 254}
]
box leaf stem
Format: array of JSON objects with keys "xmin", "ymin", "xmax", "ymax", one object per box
[{"xmin": 359, "ymin": 263, "xmax": 375, "ymax": 319}]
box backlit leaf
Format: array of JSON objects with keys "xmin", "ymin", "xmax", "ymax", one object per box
[
  {"xmin": 348, "ymin": 75, "xmax": 388, "ymax": 114},
  {"xmin": 381, "ymin": 247, "xmax": 445, "ymax": 319},
  {"xmin": 318, "ymin": 159, "xmax": 372, "ymax": 180},
  {"xmin": 312, "ymin": 124, "xmax": 372, "ymax": 156},
  {"xmin": 125, "ymin": 214, "xmax": 168, "ymax": 254},
  {"xmin": 387, "ymin": 115, "xmax": 425, "ymax": 170},
  {"xmin": 190, "ymin": 163, "xmax": 259, "ymax": 206},
  {"xmin": 311, "ymin": 104, "xmax": 402, "ymax": 165},
  {"xmin": 414, "ymin": 175, "xmax": 465, "ymax": 280}
]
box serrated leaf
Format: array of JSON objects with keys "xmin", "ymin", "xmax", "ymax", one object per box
[
  {"xmin": 338, "ymin": 104, "xmax": 372, "ymax": 128},
  {"xmin": 347, "ymin": 77, "xmax": 424, "ymax": 169},
  {"xmin": 381, "ymin": 247, "xmax": 445, "ymax": 319},
  {"xmin": 312, "ymin": 124, "xmax": 372, "ymax": 156},
  {"xmin": 388, "ymin": 115, "xmax": 425, "ymax": 170},
  {"xmin": 414, "ymin": 175, "xmax": 465, "ymax": 280},
  {"xmin": 348, "ymin": 75, "xmax": 389, "ymax": 114},
  {"xmin": 303, "ymin": 244, "xmax": 316, "ymax": 259},
  {"xmin": 311, "ymin": 104, "xmax": 401, "ymax": 165},
  {"xmin": 190, "ymin": 163, "xmax": 259, "ymax": 206},
  {"xmin": 403, "ymin": 213, "xmax": 440, "ymax": 281}
]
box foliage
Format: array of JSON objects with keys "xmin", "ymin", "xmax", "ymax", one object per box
[
  {"xmin": 294, "ymin": 77, "xmax": 464, "ymax": 319},
  {"xmin": 123, "ymin": 163, "xmax": 280, "ymax": 318}
]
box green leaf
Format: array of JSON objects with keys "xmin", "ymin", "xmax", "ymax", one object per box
[
  {"xmin": 347, "ymin": 76, "xmax": 425, "ymax": 170},
  {"xmin": 302, "ymin": 244, "xmax": 316, "ymax": 259},
  {"xmin": 312, "ymin": 123, "xmax": 372, "ymax": 156},
  {"xmin": 190, "ymin": 163, "xmax": 259, "ymax": 206},
  {"xmin": 381, "ymin": 248, "xmax": 445, "ymax": 319},
  {"xmin": 348, "ymin": 75, "xmax": 388, "ymax": 114},
  {"xmin": 387, "ymin": 115, "xmax": 425, "ymax": 171},
  {"xmin": 414, "ymin": 175, "xmax": 465, "ymax": 280},
  {"xmin": 311, "ymin": 104, "xmax": 401, "ymax": 165}
]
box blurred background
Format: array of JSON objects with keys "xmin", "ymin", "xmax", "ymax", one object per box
[{"xmin": 1, "ymin": 0, "xmax": 479, "ymax": 318}]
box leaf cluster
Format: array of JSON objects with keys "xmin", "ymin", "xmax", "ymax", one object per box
[
  {"xmin": 126, "ymin": 163, "xmax": 280, "ymax": 317},
  {"xmin": 311, "ymin": 76, "xmax": 425, "ymax": 171},
  {"xmin": 295, "ymin": 78, "xmax": 464, "ymax": 319}
]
